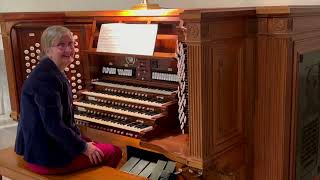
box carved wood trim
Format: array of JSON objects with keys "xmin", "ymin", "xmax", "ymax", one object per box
[
  {"xmin": 258, "ymin": 17, "xmax": 292, "ymax": 34},
  {"xmin": 268, "ymin": 18, "xmax": 292, "ymax": 34},
  {"xmin": 186, "ymin": 23, "xmax": 201, "ymax": 42}
]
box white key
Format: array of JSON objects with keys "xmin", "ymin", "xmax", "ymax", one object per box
[
  {"xmin": 74, "ymin": 114, "xmax": 153, "ymax": 133},
  {"xmin": 82, "ymin": 91, "xmax": 164, "ymax": 108},
  {"xmin": 91, "ymin": 81, "xmax": 176, "ymax": 96},
  {"xmin": 73, "ymin": 101, "xmax": 163, "ymax": 120}
]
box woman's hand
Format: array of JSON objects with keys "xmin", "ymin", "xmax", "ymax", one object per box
[{"xmin": 83, "ymin": 142, "xmax": 104, "ymax": 165}]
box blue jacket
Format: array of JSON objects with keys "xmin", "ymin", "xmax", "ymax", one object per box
[{"xmin": 15, "ymin": 58, "xmax": 87, "ymax": 167}]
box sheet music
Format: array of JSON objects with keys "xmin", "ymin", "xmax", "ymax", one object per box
[{"xmin": 97, "ymin": 23, "xmax": 158, "ymax": 56}]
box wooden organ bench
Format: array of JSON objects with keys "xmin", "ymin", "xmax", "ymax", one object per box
[{"xmin": 0, "ymin": 147, "xmax": 145, "ymax": 180}]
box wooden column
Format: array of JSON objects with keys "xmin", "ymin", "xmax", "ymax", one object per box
[{"xmin": 181, "ymin": 9, "xmax": 255, "ymax": 178}]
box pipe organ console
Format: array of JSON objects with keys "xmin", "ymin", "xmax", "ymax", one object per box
[
  {"xmin": 68, "ymin": 10, "xmax": 182, "ymax": 140},
  {"xmin": 1, "ymin": 9, "xmax": 249, "ymax": 180},
  {"xmin": 3, "ymin": 6, "xmax": 319, "ymax": 180}
]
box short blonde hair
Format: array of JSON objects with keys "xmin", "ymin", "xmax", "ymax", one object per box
[{"xmin": 40, "ymin": 25, "xmax": 73, "ymax": 58}]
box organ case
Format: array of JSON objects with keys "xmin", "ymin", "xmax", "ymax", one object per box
[{"xmin": 0, "ymin": 8, "xmax": 253, "ymax": 180}]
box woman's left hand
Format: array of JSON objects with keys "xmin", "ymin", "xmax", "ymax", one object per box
[{"xmin": 83, "ymin": 142, "xmax": 104, "ymax": 165}]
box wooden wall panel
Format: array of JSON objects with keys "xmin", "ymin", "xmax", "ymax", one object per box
[{"xmin": 211, "ymin": 40, "xmax": 245, "ymax": 156}]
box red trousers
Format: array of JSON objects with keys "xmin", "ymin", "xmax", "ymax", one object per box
[{"xmin": 26, "ymin": 141, "xmax": 122, "ymax": 175}]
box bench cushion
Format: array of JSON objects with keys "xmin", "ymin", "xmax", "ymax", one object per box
[{"xmin": 0, "ymin": 147, "xmax": 145, "ymax": 180}]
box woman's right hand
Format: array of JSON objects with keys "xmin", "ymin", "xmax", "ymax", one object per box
[{"xmin": 83, "ymin": 142, "xmax": 104, "ymax": 165}]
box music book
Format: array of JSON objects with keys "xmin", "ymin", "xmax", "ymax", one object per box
[{"xmin": 96, "ymin": 23, "xmax": 158, "ymax": 56}]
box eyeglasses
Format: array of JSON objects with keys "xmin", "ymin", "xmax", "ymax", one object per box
[{"xmin": 54, "ymin": 42, "xmax": 75, "ymax": 50}]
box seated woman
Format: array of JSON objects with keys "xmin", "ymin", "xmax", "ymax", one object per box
[{"xmin": 15, "ymin": 25, "xmax": 122, "ymax": 174}]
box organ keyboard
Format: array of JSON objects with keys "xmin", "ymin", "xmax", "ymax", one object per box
[
  {"xmin": 81, "ymin": 91, "xmax": 166, "ymax": 107},
  {"xmin": 91, "ymin": 81, "xmax": 177, "ymax": 96},
  {"xmin": 73, "ymin": 80, "xmax": 179, "ymax": 139},
  {"xmin": 74, "ymin": 110, "xmax": 154, "ymax": 138}
]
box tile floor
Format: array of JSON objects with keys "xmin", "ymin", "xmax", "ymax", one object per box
[
  {"xmin": 0, "ymin": 115, "xmax": 17, "ymax": 180},
  {"xmin": 0, "ymin": 118, "xmax": 17, "ymax": 150},
  {"xmin": 0, "ymin": 50, "xmax": 11, "ymax": 115}
]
